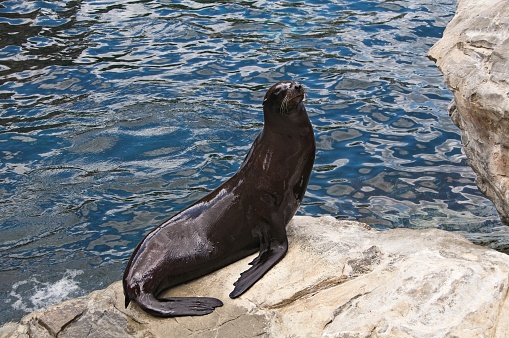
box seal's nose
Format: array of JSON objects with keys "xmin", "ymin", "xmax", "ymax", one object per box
[{"xmin": 293, "ymin": 82, "xmax": 303, "ymax": 92}]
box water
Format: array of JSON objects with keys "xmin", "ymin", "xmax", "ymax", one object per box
[{"xmin": 0, "ymin": 0, "xmax": 506, "ymax": 325}]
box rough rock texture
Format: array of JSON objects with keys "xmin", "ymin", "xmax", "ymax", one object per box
[
  {"xmin": 428, "ymin": 0, "xmax": 509, "ymax": 224},
  {"xmin": 2, "ymin": 216, "xmax": 509, "ymax": 337}
]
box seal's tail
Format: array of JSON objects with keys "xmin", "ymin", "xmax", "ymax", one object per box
[{"xmin": 129, "ymin": 292, "xmax": 223, "ymax": 317}]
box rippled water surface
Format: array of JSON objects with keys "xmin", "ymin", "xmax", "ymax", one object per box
[{"xmin": 1, "ymin": 0, "xmax": 506, "ymax": 324}]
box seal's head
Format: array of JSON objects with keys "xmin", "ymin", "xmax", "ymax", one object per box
[
  {"xmin": 262, "ymin": 81, "xmax": 308, "ymax": 131},
  {"xmin": 263, "ymin": 81, "xmax": 305, "ymax": 115}
]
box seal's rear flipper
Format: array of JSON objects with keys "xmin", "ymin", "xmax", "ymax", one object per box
[
  {"xmin": 134, "ymin": 293, "xmax": 223, "ymax": 317},
  {"xmin": 229, "ymin": 240, "xmax": 288, "ymax": 298}
]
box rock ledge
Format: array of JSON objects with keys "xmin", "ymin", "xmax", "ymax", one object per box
[{"xmin": 2, "ymin": 216, "xmax": 509, "ymax": 338}]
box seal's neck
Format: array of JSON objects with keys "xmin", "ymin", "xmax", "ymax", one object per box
[{"xmin": 262, "ymin": 107, "xmax": 312, "ymax": 138}]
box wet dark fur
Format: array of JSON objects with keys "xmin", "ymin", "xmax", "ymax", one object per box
[{"xmin": 123, "ymin": 81, "xmax": 315, "ymax": 317}]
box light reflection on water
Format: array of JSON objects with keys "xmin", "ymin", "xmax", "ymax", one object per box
[{"xmin": 0, "ymin": 0, "xmax": 505, "ymax": 324}]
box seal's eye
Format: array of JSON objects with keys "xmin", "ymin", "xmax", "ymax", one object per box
[{"xmin": 273, "ymin": 86, "xmax": 287, "ymax": 97}]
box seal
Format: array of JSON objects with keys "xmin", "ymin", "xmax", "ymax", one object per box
[{"xmin": 123, "ymin": 81, "xmax": 315, "ymax": 317}]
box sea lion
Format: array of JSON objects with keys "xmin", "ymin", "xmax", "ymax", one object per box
[{"xmin": 123, "ymin": 81, "xmax": 315, "ymax": 317}]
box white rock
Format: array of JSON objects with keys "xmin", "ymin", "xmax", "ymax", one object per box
[
  {"xmin": 428, "ymin": 0, "xmax": 509, "ymax": 224},
  {"xmin": 2, "ymin": 216, "xmax": 509, "ymax": 337}
]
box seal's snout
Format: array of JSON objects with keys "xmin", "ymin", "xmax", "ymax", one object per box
[
  {"xmin": 276, "ymin": 81, "xmax": 306, "ymax": 116},
  {"xmin": 290, "ymin": 82, "xmax": 305, "ymax": 97},
  {"xmin": 289, "ymin": 82, "xmax": 305, "ymax": 102}
]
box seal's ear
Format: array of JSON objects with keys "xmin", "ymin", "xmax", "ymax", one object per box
[{"xmin": 262, "ymin": 98, "xmax": 267, "ymax": 106}]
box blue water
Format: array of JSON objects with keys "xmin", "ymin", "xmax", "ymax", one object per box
[{"xmin": 0, "ymin": 0, "xmax": 505, "ymax": 325}]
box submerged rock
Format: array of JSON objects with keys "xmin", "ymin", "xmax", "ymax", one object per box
[
  {"xmin": 428, "ymin": 0, "xmax": 509, "ymax": 225},
  {"xmin": 2, "ymin": 216, "xmax": 509, "ymax": 337}
]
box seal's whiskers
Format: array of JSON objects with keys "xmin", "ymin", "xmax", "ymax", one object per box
[
  {"xmin": 280, "ymin": 96, "xmax": 288, "ymax": 116},
  {"xmin": 281, "ymin": 88, "xmax": 293, "ymax": 115}
]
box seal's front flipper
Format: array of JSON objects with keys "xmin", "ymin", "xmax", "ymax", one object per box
[
  {"xmin": 134, "ymin": 293, "xmax": 223, "ymax": 317},
  {"xmin": 229, "ymin": 239, "xmax": 288, "ymax": 298}
]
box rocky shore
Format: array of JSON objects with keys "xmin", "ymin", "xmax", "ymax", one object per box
[
  {"xmin": 4, "ymin": 1, "xmax": 509, "ymax": 337},
  {"xmin": 2, "ymin": 216, "xmax": 509, "ymax": 338},
  {"xmin": 428, "ymin": 0, "xmax": 509, "ymax": 225}
]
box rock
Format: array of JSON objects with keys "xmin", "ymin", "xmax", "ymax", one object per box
[
  {"xmin": 428, "ymin": 0, "xmax": 509, "ymax": 224},
  {"xmin": 2, "ymin": 215, "xmax": 509, "ymax": 337}
]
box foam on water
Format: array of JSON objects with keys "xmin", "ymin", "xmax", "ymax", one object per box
[{"xmin": 9, "ymin": 270, "xmax": 84, "ymax": 313}]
